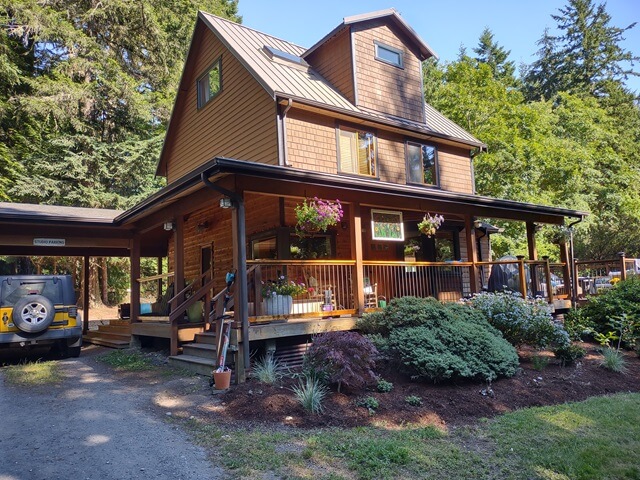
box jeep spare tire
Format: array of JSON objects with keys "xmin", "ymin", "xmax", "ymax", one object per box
[{"xmin": 12, "ymin": 295, "xmax": 55, "ymax": 333}]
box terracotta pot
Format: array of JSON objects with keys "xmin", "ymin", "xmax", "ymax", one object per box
[{"xmin": 213, "ymin": 369, "xmax": 231, "ymax": 390}]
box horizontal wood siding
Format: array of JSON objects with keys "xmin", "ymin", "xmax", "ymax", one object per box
[
  {"xmin": 287, "ymin": 110, "xmax": 474, "ymax": 194},
  {"xmin": 304, "ymin": 29, "xmax": 355, "ymax": 103},
  {"xmin": 352, "ymin": 21, "xmax": 424, "ymax": 123},
  {"xmin": 165, "ymin": 27, "xmax": 278, "ymax": 184}
]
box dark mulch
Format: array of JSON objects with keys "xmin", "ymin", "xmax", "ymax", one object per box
[{"xmin": 219, "ymin": 343, "xmax": 640, "ymax": 429}]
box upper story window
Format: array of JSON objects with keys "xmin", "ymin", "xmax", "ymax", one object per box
[
  {"xmin": 374, "ymin": 41, "xmax": 404, "ymax": 68},
  {"xmin": 337, "ymin": 127, "xmax": 377, "ymax": 177},
  {"xmin": 406, "ymin": 142, "xmax": 438, "ymax": 186},
  {"xmin": 197, "ymin": 58, "xmax": 222, "ymax": 109}
]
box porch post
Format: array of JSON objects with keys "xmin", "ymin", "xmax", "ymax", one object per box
[
  {"xmin": 559, "ymin": 241, "xmax": 573, "ymax": 303},
  {"xmin": 130, "ymin": 235, "xmax": 141, "ymax": 324},
  {"xmin": 174, "ymin": 215, "xmax": 185, "ymax": 302},
  {"xmin": 516, "ymin": 255, "xmax": 528, "ymax": 298},
  {"xmin": 83, "ymin": 255, "xmax": 90, "ymax": 334},
  {"xmin": 349, "ymin": 203, "xmax": 365, "ymax": 314},
  {"xmin": 526, "ymin": 222, "xmax": 539, "ymax": 296},
  {"xmin": 618, "ymin": 252, "xmax": 627, "ymax": 281},
  {"xmin": 543, "ymin": 256, "xmax": 554, "ymax": 303},
  {"xmin": 464, "ymin": 215, "xmax": 478, "ymax": 294},
  {"xmin": 156, "ymin": 257, "xmax": 163, "ymax": 300},
  {"xmin": 231, "ymin": 195, "xmax": 249, "ymax": 383}
]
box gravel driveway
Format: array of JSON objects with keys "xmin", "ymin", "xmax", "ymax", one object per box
[{"xmin": 0, "ymin": 347, "xmax": 223, "ymax": 480}]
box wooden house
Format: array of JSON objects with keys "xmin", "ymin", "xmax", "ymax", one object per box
[{"xmin": 0, "ymin": 9, "xmax": 588, "ymax": 379}]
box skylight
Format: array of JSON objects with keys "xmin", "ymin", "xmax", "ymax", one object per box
[{"xmin": 262, "ymin": 45, "xmax": 308, "ymax": 67}]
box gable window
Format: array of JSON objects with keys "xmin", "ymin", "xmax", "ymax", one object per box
[
  {"xmin": 374, "ymin": 41, "xmax": 404, "ymax": 68},
  {"xmin": 406, "ymin": 142, "xmax": 438, "ymax": 186},
  {"xmin": 337, "ymin": 127, "xmax": 377, "ymax": 177},
  {"xmin": 197, "ymin": 58, "xmax": 222, "ymax": 109}
]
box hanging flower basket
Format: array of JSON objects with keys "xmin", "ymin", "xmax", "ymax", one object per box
[
  {"xmin": 418, "ymin": 213, "xmax": 444, "ymax": 238},
  {"xmin": 295, "ymin": 197, "xmax": 343, "ymax": 237}
]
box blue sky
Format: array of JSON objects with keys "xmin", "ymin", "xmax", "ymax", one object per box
[{"xmin": 236, "ymin": 0, "xmax": 640, "ymax": 93}]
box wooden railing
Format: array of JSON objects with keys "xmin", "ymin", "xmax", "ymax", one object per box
[
  {"xmin": 247, "ymin": 260, "xmax": 357, "ymax": 319},
  {"xmin": 574, "ymin": 254, "xmax": 636, "ymax": 299}
]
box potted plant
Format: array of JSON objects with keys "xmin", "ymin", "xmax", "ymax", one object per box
[
  {"xmin": 404, "ymin": 239, "xmax": 421, "ymax": 257},
  {"xmin": 295, "ymin": 197, "xmax": 343, "ymax": 237},
  {"xmin": 417, "ymin": 213, "xmax": 444, "ymax": 237},
  {"xmin": 261, "ymin": 276, "xmax": 307, "ymax": 316}
]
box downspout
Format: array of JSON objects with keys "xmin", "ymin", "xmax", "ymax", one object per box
[
  {"xmin": 277, "ymin": 98, "xmax": 293, "ymax": 166},
  {"xmin": 567, "ymin": 216, "xmax": 585, "ymax": 308},
  {"xmin": 201, "ymin": 172, "xmax": 249, "ymax": 371}
]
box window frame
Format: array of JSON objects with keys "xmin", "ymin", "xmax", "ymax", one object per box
[
  {"xmin": 336, "ymin": 125, "xmax": 379, "ymax": 179},
  {"xmin": 196, "ymin": 57, "xmax": 222, "ymax": 109},
  {"xmin": 405, "ymin": 141, "xmax": 439, "ymax": 188},
  {"xmin": 374, "ymin": 41, "xmax": 404, "ymax": 69}
]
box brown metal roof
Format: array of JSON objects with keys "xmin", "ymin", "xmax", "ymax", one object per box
[{"xmin": 0, "ymin": 202, "xmax": 122, "ymax": 223}]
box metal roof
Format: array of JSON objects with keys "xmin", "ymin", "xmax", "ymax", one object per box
[
  {"xmin": 0, "ymin": 202, "xmax": 122, "ymax": 224},
  {"xmin": 198, "ymin": 11, "xmax": 483, "ymax": 149}
]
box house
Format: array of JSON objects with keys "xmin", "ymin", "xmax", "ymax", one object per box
[{"xmin": 0, "ymin": 9, "xmax": 587, "ymax": 379}]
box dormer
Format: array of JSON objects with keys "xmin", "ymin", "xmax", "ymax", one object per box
[{"xmin": 303, "ymin": 8, "xmax": 436, "ymax": 124}]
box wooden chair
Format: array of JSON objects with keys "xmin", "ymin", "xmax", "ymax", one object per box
[{"xmin": 363, "ymin": 280, "xmax": 378, "ymax": 309}]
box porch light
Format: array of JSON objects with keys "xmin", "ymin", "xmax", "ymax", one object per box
[
  {"xmin": 219, "ymin": 197, "xmax": 233, "ymax": 209},
  {"xmin": 163, "ymin": 222, "xmax": 174, "ymax": 231}
]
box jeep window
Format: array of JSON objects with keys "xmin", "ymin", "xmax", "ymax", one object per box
[{"xmin": 1, "ymin": 280, "xmax": 62, "ymax": 306}]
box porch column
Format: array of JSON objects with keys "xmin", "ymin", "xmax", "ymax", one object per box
[
  {"xmin": 349, "ymin": 203, "xmax": 365, "ymax": 314},
  {"xmin": 156, "ymin": 257, "xmax": 163, "ymax": 300},
  {"xmin": 130, "ymin": 234, "xmax": 141, "ymax": 323},
  {"xmin": 83, "ymin": 255, "xmax": 90, "ymax": 334},
  {"xmin": 174, "ymin": 215, "xmax": 185, "ymax": 303},
  {"xmin": 559, "ymin": 240, "xmax": 573, "ymax": 302},
  {"xmin": 464, "ymin": 215, "xmax": 478, "ymax": 294},
  {"xmin": 526, "ymin": 222, "xmax": 539, "ymax": 296},
  {"xmin": 231, "ymin": 194, "xmax": 249, "ymax": 383}
]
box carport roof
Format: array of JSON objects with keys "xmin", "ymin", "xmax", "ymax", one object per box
[{"xmin": 0, "ymin": 202, "xmax": 122, "ymax": 224}]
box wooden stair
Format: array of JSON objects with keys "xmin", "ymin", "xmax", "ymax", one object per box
[
  {"xmin": 83, "ymin": 320, "xmax": 131, "ymax": 349},
  {"xmin": 168, "ymin": 331, "xmax": 221, "ymax": 376}
]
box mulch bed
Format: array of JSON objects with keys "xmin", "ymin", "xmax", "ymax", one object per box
[{"xmin": 219, "ymin": 343, "xmax": 640, "ymax": 428}]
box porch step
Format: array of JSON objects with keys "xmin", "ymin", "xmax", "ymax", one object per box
[
  {"xmin": 97, "ymin": 324, "xmax": 131, "ymax": 335},
  {"xmin": 182, "ymin": 342, "xmax": 217, "ymax": 359},
  {"xmin": 194, "ymin": 332, "xmax": 218, "ymax": 345},
  {"xmin": 85, "ymin": 330, "xmax": 131, "ymax": 342},
  {"xmin": 83, "ymin": 332, "xmax": 130, "ymax": 349},
  {"xmin": 168, "ymin": 354, "xmax": 216, "ymax": 376}
]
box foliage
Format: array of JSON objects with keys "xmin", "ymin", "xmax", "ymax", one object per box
[
  {"xmin": 98, "ymin": 349, "xmax": 154, "ymax": 371},
  {"xmin": 563, "ymin": 308, "xmax": 596, "ymax": 340},
  {"xmin": 579, "ymin": 277, "xmax": 640, "ymax": 348},
  {"xmin": 261, "ymin": 275, "xmax": 306, "ymax": 298},
  {"xmin": 376, "ymin": 379, "xmax": 393, "ymax": 393},
  {"xmin": 251, "ymin": 355, "xmax": 285, "ymax": 384},
  {"xmin": 294, "ymin": 197, "xmax": 343, "ymax": 236},
  {"xmin": 3, "ymin": 360, "xmax": 61, "ymax": 386},
  {"xmin": 599, "ymin": 347, "xmax": 627, "ymax": 373},
  {"xmin": 417, "ymin": 213, "xmax": 444, "ymax": 237},
  {"xmin": 405, "ymin": 395, "xmax": 423, "ymax": 407},
  {"xmin": 531, "ymin": 355, "xmax": 550, "ymax": 371},
  {"xmin": 291, "ymin": 375, "xmax": 328, "ymax": 414},
  {"xmin": 357, "ymin": 396, "xmax": 379, "ymax": 414},
  {"xmin": 305, "ymin": 331, "xmax": 378, "ymax": 392},
  {"xmin": 466, "ymin": 292, "xmax": 570, "ymax": 349},
  {"xmin": 553, "ymin": 343, "xmax": 586, "ymax": 366}
]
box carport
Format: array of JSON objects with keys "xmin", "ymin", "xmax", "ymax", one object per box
[{"xmin": 0, "ymin": 202, "xmax": 168, "ymax": 333}]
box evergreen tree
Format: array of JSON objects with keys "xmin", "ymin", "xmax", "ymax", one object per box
[{"xmin": 473, "ymin": 27, "xmax": 516, "ymax": 82}]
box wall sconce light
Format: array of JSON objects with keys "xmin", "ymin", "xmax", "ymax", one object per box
[
  {"xmin": 341, "ymin": 221, "xmax": 348, "ymax": 230},
  {"xmin": 163, "ymin": 221, "xmax": 174, "ymax": 231},
  {"xmin": 197, "ymin": 221, "xmax": 210, "ymax": 233},
  {"xmin": 473, "ymin": 220, "xmax": 483, "ymax": 229},
  {"xmin": 219, "ymin": 197, "xmax": 233, "ymax": 209}
]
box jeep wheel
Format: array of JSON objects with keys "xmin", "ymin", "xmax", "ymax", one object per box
[{"xmin": 12, "ymin": 295, "xmax": 55, "ymax": 333}]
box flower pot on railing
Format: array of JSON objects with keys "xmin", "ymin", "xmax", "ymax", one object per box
[{"xmin": 264, "ymin": 294, "xmax": 293, "ymax": 316}]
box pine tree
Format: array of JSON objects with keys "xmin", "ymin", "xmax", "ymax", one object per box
[{"xmin": 473, "ymin": 27, "xmax": 516, "ymax": 82}]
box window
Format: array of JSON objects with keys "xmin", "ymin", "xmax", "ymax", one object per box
[
  {"xmin": 251, "ymin": 236, "xmax": 277, "ymax": 259},
  {"xmin": 406, "ymin": 142, "xmax": 438, "ymax": 186},
  {"xmin": 371, "ymin": 210, "xmax": 404, "ymax": 241},
  {"xmin": 374, "ymin": 41, "xmax": 404, "ymax": 68},
  {"xmin": 337, "ymin": 127, "xmax": 377, "ymax": 177},
  {"xmin": 197, "ymin": 58, "xmax": 221, "ymax": 109}
]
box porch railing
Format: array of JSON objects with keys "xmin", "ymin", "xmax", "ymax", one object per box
[
  {"xmin": 574, "ymin": 254, "xmax": 637, "ymax": 299},
  {"xmin": 247, "ymin": 260, "xmax": 357, "ymax": 319}
]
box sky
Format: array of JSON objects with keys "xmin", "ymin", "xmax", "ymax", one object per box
[{"xmin": 236, "ymin": 0, "xmax": 640, "ymax": 94}]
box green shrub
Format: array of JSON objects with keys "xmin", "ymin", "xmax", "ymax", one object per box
[
  {"xmin": 467, "ymin": 292, "xmax": 570, "ymax": 349},
  {"xmin": 252, "ymin": 355, "xmax": 285, "ymax": 384},
  {"xmin": 305, "ymin": 331, "xmax": 378, "ymax": 392},
  {"xmin": 531, "ymin": 355, "xmax": 550, "ymax": 371},
  {"xmin": 563, "ymin": 308, "xmax": 596, "ymax": 341},
  {"xmin": 386, "ymin": 320, "xmax": 519, "ymax": 382},
  {"xmin": 599, "ymin": 347, "xmax": 628, "ymax": 373},
  {"xmin": 553, "ymin": 343, "xmax": 586, "ymax": 366},
  {"xmin": 357, "ymin": 396, "xmax": 379, "ymax": 414},
  {"xmin": 580, "ymin": 277, "xmax": 640, "ymax": 348},
  {"xmin": 405, "ymin": 395, "xmax": 423, "ymax": 406},
  {"xmin": 291, "ymin": 375, "xmax": 329, "ymax": 414},
  {"xmin": 377, "ymin": 379, "xmax": 393, "ymax": 393}
]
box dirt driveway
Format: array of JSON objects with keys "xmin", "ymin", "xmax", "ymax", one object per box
[{"xmin": 0, "ymin": 346, "xmax": 223, "ymax": 480}]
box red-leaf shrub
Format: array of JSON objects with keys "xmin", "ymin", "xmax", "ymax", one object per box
[{"xmin": 306, "ymin": 331, "xmax": 378, "ymax": 392}]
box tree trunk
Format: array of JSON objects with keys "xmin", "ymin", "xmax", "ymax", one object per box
[{"xmin": 100, "ymin": 257, "xmax": 109, "ymax": 305}]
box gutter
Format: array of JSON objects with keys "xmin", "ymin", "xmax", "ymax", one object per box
[{"xmin": 277, "ymin": 98, "xmax": 293, "ymax": 166}]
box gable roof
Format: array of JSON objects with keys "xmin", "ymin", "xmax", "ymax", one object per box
[{"xmin": 303, "ymin": 8, "xmax": 437, "ymax": 61}]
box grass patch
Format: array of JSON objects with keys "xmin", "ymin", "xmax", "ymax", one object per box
[
  {"xmin": 176, "ymin": 393, "xmax": 640, "ymax": 479},
  {"xmin": 3, "ymin": 360, "xmax": 62, "ymax": 386},
  {"xmin": 488, "ymin": 393, "xmax": 640, "ymax": 479},
  {"xmin": 97, "ymin": 349, "xmax": 154, "ymax": 371}
]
